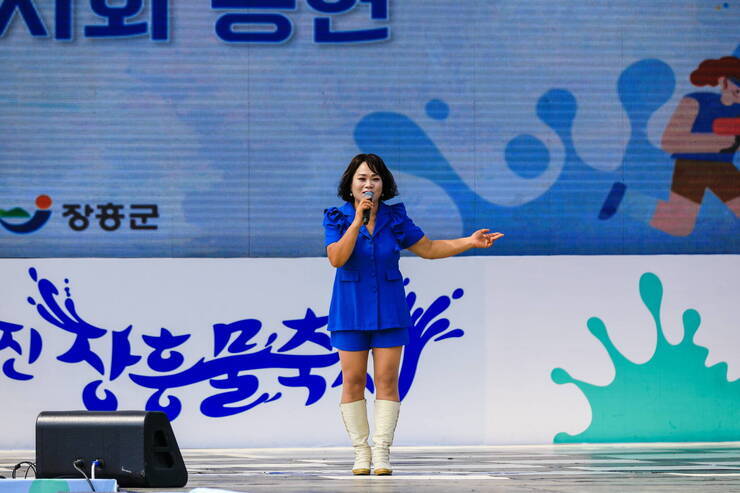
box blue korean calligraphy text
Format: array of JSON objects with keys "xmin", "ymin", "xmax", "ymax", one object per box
[
  {"xmin": 0, "ymin": 0, "xmax": 169, "ymax": 40},
  {"xmin": 8, "ymin": 268, "xmax": 466, "ymax": 421},
  {"xmin": 308, "ymin": 0, "xmax": 389, "ymax": 43},
  {"xmin": 0, "ymin": 320, "xmax": 42, "ymax": 380},
  {"xmin": 212, "ymin": 0, "xmax": 297, "ymax": 44}
]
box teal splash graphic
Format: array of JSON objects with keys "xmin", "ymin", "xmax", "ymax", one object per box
[{"xmin": 551, "ymin": 272, "xmax": 740, "ymax": 443}]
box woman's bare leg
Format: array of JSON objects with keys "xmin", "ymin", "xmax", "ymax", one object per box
[
  {"xmin": 338, "ymin": 349, "xmax": 369, "ymax": 403},
  {"xmin": 371, "ymin": 346, "xmax": 403, "ymax": 401}
]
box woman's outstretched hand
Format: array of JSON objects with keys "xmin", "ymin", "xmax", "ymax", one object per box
[{"xmin": 469, "ymin": 229, "xmax": 504, "ymax": 248}]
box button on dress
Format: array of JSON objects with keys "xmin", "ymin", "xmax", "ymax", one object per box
[{"xmin": 323, "ymin": 202, "xmax": 424, "ymax": 332}]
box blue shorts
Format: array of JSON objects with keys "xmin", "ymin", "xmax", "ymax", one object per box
[{"xmin": 330, "ymin": 327, "xmax": 409, "ymax": 351}]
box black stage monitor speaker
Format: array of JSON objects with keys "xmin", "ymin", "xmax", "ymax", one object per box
[{"xmin": 36, "ymin": 410, "xmax": 188, "ymax": 488}]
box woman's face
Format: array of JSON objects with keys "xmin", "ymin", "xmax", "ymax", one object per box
[
  {"xmin": 351, "ymin": 162, "xmax": 383, "ymax": 203},
  {"xmin": 722, "ymin": 77, "xmax": 740, "ymax": 104}
]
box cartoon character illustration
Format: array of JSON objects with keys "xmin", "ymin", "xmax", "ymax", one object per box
[{"xmin": 601, "ymin": 56, "xmax": 740, "ymax": 236}]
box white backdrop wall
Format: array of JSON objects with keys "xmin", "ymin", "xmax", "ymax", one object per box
[{"xmin": 0, "ymin": 256, "xmax": 737, "ymax": 448}]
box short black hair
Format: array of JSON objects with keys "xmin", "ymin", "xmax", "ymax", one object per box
[{"xmin": 337, "ymin": 153, "xmax": 399, "ymax": 202}]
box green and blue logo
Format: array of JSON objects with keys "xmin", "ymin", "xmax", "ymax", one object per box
[{"xmin": 0, "ymin": 195, "xmax": 53, "ymax": 234}]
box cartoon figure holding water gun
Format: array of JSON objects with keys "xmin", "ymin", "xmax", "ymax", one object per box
[{"xmin": 601, "ymin": 56, "xmax": 740, "ymax": 236}]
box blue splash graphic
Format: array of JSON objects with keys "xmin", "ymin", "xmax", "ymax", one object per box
[
  {"xmin": 400, "ymin": 282, "xmax": 465, "ymax": 400},
  {"xmin": 2, "ymin": 268, "xmax": 466, "ymax": 420},
  {"xmin": 355, "ymin": 58, "xmax": 739, "ymax": 254}
]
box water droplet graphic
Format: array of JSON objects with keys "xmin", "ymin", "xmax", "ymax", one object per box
[
  {"xmin": 505, "ymin": 135, "xmax": 550, "ymax": 179},
  {"xmin": 425, "ymin": 99, "xmax": 450, "ymax": 120}
]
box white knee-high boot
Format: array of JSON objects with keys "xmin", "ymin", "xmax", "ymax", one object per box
[
  {"xmin": 340, "ymin": 399, "xmax": 372, "ymax": 475},
  {"xmin": 371, "ymin": 399, "xmax": 400, "ymax": 475}
]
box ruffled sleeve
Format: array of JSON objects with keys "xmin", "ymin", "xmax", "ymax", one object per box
[
  {"xmin": 323, "ymin": 207, "xmax": 347, "ymax": 247},
  {"xmin": 390, "ymin": 202, "xmax": 425, "ymax": 249}
]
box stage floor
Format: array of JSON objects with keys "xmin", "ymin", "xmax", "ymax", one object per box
[{"xmin": 2, "ymin": 443, "xmax": 740, "ymax": 492}]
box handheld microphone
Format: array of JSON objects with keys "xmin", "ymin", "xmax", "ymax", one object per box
[{"xmin": 362, "ymin": 191, "xmax": 374, "ymax": 225}]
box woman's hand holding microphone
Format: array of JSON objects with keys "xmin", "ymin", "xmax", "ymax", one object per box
[{"xmin": 353, "ymin": 192, "xmax": 375, "ymax": 226}]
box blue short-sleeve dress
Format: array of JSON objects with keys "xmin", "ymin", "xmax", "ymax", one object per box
[{"xmin": 323, "ymin": 202, "xmax": 424, "ymax": 338}]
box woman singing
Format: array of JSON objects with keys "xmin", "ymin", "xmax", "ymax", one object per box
[{"xmin": 323, "ymin": 153, "xmax": 503, "ymax": 475}]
